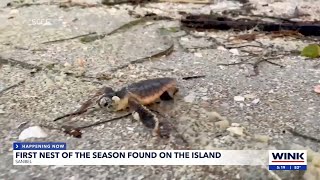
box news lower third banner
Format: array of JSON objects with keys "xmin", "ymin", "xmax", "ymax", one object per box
[{"xmin": 13, "ymin": 142, "xmax": 307, "ymax": 170}]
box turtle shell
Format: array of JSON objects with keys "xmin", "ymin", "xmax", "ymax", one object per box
[{"xmin": 116, "ymin": 77, "xmax": 177, "ymax": 105}]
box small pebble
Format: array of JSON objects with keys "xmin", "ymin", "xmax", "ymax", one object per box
[
  {"xmin": 227, "ymin": 127, "xmax": 244, "ymax": 136},
  {"xmin": 207, "ymin": 111, "xmax": 226, "ymax": 122},
  {"xmin": 201, "ymin": 96, "xmax": 209, "ymax": 101},
  {"xmin": 181, "ymin": 37, "xmax": 189, "ymax": 41},
  {"xmin": 314, "ymin": 85, "xmax": 320, "ymax": 94},
  {"xmin": 217, "ymin": 46, "xmax": 227, "ymax": 51},
  {"xmin": 252, "ymin": 99, "xmax": 260, "ymax": 105},
  {"xmin": 44, "ymin": 78, "xmax": 54, "ymax": 87},
  {"xmin": 218, "ymin": 65, "xmax": 226, "ymax": 70},
  {"xmin": 239, "ymin": 103, "xmax": 244, "ymax": 109},
  {"xmin": 234, "ymin": 96, "xmax": 245, "ymax": 102},
  {"xmin": 194, "ymin": 31, "xmax": 205, "ymax": 36},
  {"xmin": 199, "ymin": 87, "xmax": 207, "ymax": 93},
  {"xmin": 215, "ymin": 120, "xmax": 230, "ymax": 130},
  {"xmin": 254, "ymin": 135, "xmax": 269, "ymax": 143},
  {"xmin": 145, "ymin": 22, "xmax": 153, "ymax": 25},
  {"xmin": 244, "ymin": 94, "xmax": 256, "ymax": 99},
  {"xmin": 9, "ymin": 9, "xmax": 19, "ymax": 15},
  {"xmin": 194, "ymin": 52, "xmax": 203, "ymax": 58},
  {"xmin": 231, "ymin": 123, "xmax": 240, "ymax": 127},
  {"xmin": 126, "ymin": 127, "xmax": 134, "ymax": 131},
  {"xmin": 229, "ymin": 48, "xmax": 240, "ymax": 55},
  {"xmin": 64, "ymin": 62, "xmax": 71, "ymax": 67}
]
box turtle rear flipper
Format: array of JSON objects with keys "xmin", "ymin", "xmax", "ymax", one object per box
[
  {"xmin": 128, "ymin": 97, "xmax": 170, "ymax": 138},
  {"xmin": 158, "ymin": 121, "xmax": 171, "ymax": 139},
  {"xmin": 160, "ymin": 88, "xmax": 178, "ymax": 101}
]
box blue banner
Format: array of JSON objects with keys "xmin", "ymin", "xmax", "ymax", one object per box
[
  {"xmin": 269, "ymin": 165, "xmax": 307, "ymax": 170},
  {"xmin": 13, "ymin": 142, "xmax": 66, "ymax": 150}
]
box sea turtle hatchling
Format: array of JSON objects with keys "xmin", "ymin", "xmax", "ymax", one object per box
[
  {"xmin": 95, "ymin": 77, "xmax": 179, "ymax": 138},
  {"xmin": 97, "ymin": 78, "xmax": 178, "ymax": 138}
]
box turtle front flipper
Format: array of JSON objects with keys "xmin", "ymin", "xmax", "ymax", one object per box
[{"xmin": 128, "ymin": 97, "xmax": 170, "ymax": 138}]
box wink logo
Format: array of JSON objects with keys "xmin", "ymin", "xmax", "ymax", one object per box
[
  {"xmin": 268, "ymin": 150, "xmax": 307, "ymax": 171},
  {"xmin": 272, "ymin": 152, "xmax": 305, "ymax": 162}
]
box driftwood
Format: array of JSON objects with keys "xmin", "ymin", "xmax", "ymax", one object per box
[
  {"xmin": 110, "ymin": 38, "xmax": 174, "ymax": 72},
  {"xmin": 182, "ymin": 75, "xmax": 206, "ymax": 80},
  {"xmin": 42, "ymin": 113, "xmax": 131, "ymax": 138},
  {"xmin": 61, "ymin": 113, "xmax": 131, "ymax": 138},
  {"xmin": 53, "ymin": 86, "xmax": 112, "ymax": 122},
  {"xmin": 181, "ymin": 14, "xmax": 320, "ymax": 36}
]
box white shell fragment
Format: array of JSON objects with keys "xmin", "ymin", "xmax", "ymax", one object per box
[{"xmin": 19, "ymin": 126, "xmax": 47, "ymax": 140}]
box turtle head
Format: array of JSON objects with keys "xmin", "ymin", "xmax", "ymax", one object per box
[
  {"xmin": 97, "ymin": 87, "xmax": 125, "ymax": 112},
  {"xmin": 97, "ymin": 87, "xmax": 117, "ymax": 110}
]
